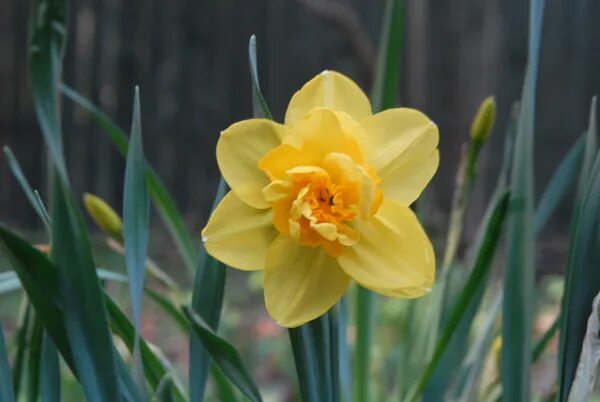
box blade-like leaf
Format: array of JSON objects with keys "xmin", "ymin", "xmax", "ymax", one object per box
[
  {"xmin": 534, "ymin": 135, "xmax": 585, "ymax": 234},
  {"xmin": 51, "ymin": 177, "xmax": 121, "ymax": 402},
  {"xmin": 289, "ymin": 325, "xmax": 320, "ymax": 402},
  {"xmin": 123, "ymin": 87, "xmax": 149, "ymax": 332},
  {"xmin": 184, "ymin": 307, "xmax": 263, "ymax": 402},
  {"xmin": 567, "ymin": 291, "xmax": 600, "ymax": 402},
  {"xmin": 502, "ymin": 1, "xmax": 545, "ymax": 401},
  {"xmin": 370, "ymin": 0, "xmax": 403, "ymax": 112},
  {"xmin": 3, "ymin": 147, "xmax": 51, "ymax": 232},
  {"xmin": 59, "ymin": 85, "xmax": 197, "ymax": 274},
  {"xmin": 122, "ymin": 87, "xmax": 149, "ymax": 394},
  {"xmin": 408, "ymin": 192, "xmax": 510, "ymax": 402},
  {"xmin": 0, "ymin": 321, "xmax": 15, "ymax": 402},
  {"xmin": 40, "ymin": 333, "xmax": 60, "ymax": 402},
  {"xmin": 105, "ymin": 296, "xmax": 187, "ymax": 402},
  {"xmin": 211, "ymin": 365, "xmax": 239, "ymax": 402},
  {"xmin": 28, "ymin": 0, "xmax": 68, "ymax": 179},
  {"xmin": 10, "ymin": 302, "xmax": 31, "ymax": 398},
  {"xmin": 27, "ymin": 316, "xmax": 43, "ymax": 402},
  {"xmin": 248, "ymin": 35, "xmax": 272, "ymax": 119},
  {"xmin": 0, "ymin": 224, "xmax": 158, "ymax": 401},
  {"xmin": 558, "ymin": 152, "xmax": 600, "ymax": 400}
]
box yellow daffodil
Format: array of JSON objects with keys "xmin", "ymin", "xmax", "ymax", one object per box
[{"xmin": 202, "ymin": 71, "xmax": 439, "ymax": 327}]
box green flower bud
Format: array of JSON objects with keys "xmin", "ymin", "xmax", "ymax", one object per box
[
  {"xmin": 470, "ymin": 96, "xmax": 496, "ymax": 142},
  {"xmin": 83, "ymin": 193, "xmax": 123, "ymax": 241}
]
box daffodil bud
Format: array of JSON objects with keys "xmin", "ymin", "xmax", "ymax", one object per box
[
  {"xmin": 470, "ymin": 96, "xmax": 496, "ymax": 142},
  {"xmin": 83, "ymin": 193, "xmax": 123, "ymax": 241}
]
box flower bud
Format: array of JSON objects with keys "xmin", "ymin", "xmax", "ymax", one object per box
[
  {"xmin": 83, "ymin": 193, "xmax": 123, "ymax": 241},
  {"xmin": 470, "ymin": 96, "xmax": 496, "ymax": 142}
]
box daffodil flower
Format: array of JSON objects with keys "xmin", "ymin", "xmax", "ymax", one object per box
[{"xmin": 202, "ymin": 71, "xmax": 439, "ymax": 327}]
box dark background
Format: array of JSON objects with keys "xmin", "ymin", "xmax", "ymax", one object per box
[{"xmin": 1, "ymin": 0, "xmax": 599, "ymax": 269}]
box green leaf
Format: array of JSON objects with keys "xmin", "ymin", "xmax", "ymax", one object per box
[
  {"xmin": 10, "ymin": 302, "xmax": 31, "ymax": 398},
  {"xmin": 337, "ymin": 297, "xmax": 351, "ymax": 402},
  {"xmin": 534, "ymin": 135, "xmax": 585, "ymax": 234},
  {"xmin": 0, "ymin": 224, "xmax": 154, "ymax": 401},
  {"xmin": 2, "ymin": 147, "xmax": 51, "ymax": 232},
  {"xmin": 0, "ymin": 224, "xmax": 74, "ymax": 370},
  {"xmin": 501, "ymin": 1, "xmax": 545, "ymax": 401},
  {"xmin": 211, "ymin": 365, "xmax": 239, "ymax": 402},
  {"xmin": 408, "ymin": 192, "xmax": 510, "ymax": 402},
  {"xmin": 123, "ymin": 87, "xmax": 149, "ymax": 331},
  {"xmin": 122, "ymin": 87, "xmax": 149, "ymax": 395},
  {"xmin": 0, "ymin": 321, "xmax": 15, "ymax": 402},
  {"xmin": 156, "ymin": 375, "xmax": 174, "ymax": 402},
  {"xmin": 558, "ymin": 146, "xmax": 600, "ymax": 399},
  {"xmin": 59, "ymin": 85, "xmax": 197, "ymax": 275},
  {"xmin": 28, "ymin": 0, "xmax": 68, "ymax": 180},
  {"xmin": 248, "ymin": 35, "xmax": 273, "ymax": 119},
  {"xmin": 27, "ymin": 315, "xmax": 43, "ymax": 402},
  {"xmin": 566, "ymin": 291, "xmax": 600, "ymax": 402},
  {"xmin": 184, "ymin": 307, "xmax": 263, "ymax": 402},
  {"xmin": 370, "ymin": 0, "xmax": 403, "ymax": 112},
  {"xmin": 105, "ymin": 296, "xmax": 187, "ymax": 402},
  {"xmin": 532, "ymin": 313, "xmax": 559, "ymax": 363},
  {"xmin": 50, "ymin": 177, "xmax": 122, "ymax": 402},
  {"xmin": 40, "ymin": 333, "xmax": 61, "ymax": 402},
  {"xmin": 289, "ymin": 325, "xmax": 320, "ymax": 402}
]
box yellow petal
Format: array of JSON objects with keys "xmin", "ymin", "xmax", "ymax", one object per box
[
  {"xmin": 285, "ymin": 71, "xmax": 372, "ymax": 127},
  {"xmin": 258, "ymin": 144, "xmax": 313, "ymax": 181},
  {"xmin": 291, "ymin": 108, "xmax": 365, "ymax": 164},
  {"xmin": 337, "ymin": 198, "xmax": 435, "ymax": 296},
  {"xmin": 217, "ymin": 119, "xmax": 290, "ymax": 209},
  {"xmin": 361, "ymin": 108, "xmax": 439, "ymax": 206},
  {"xmin": 264, "ymin": 236, "xmax": 350, "ymax": 327},
  {"xmin": 202, "ymin": 191, "xmax": 277, "ymax": 271}
]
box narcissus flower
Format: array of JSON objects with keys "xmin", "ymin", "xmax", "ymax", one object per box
[{"xmin": 202, "ymin": 71, "xmax": 438, "ymax": 327}]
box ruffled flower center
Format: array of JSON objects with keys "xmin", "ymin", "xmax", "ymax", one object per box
[{"xmin": 261, "ymin": 151, "xmax": 382, "ymax": 256}]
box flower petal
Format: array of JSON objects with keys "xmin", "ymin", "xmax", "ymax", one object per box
[
  {"xmin": 202, "ymin": 191, "xmax": 278, "ymax": 271},
  {"xmin": 264, "ymin": 236, "xmax": 350, "ymax": 327},
  {"xmin": 338, "ymin": 198, "xmax": 435, "ymax": 297},
  {"xmin": 217, "ymin": 119, "xmax": 291, "ymax": 209},
  {"xmin": 285, "ymin": 71, "xmax": 372, "ymax": 127},
  {"xmin": 361, "ymin": 108, "xmax": 439, "ymax": 206}
]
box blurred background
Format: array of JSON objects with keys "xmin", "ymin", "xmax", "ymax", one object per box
[
  {"xmin": 1, "ymin": 0, "xmax": 599, "ymax": 399},
  {"xmin": 0, "ymin": 0, "xmax": 599, "ymax": 252}
]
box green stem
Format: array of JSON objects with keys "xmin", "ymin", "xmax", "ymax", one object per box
[
  {"xmin": 289, "ymin": 326, "xmax": 320, "ymax": 402},
  {"xmin": 355, "ymin": 286, "xmax": 375, "ymax": 402}
]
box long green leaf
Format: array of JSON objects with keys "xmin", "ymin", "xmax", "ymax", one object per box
[
  {"xmin": 122, "ymin": 87, "xmax": 149, "ymax": 395},
  {"xmin": 0, "ymin": 223, "xmax": 181, "ymax": 400},
  {"xmin": 51, "ymin": 177, "xmax": 122, "ymax": 402},
  {"xmin": 248, "ymin": 35, "xmax": 273, "ymax": 119},
  {"xmin": 189, "ymin": 178, "xmax": 227, "ymax": 401},
  {"xmin": 123, "ymin": 87, "xmax": 149, "ymax": 332},
  {"xmin": 3, "ymin": 147, "xmax": 51, "ymax": 232},
  {"xmin": 184, "ymin": 307, "xmax": 263, "ymax": 402},
  {"xmin": 534, "ymin": 135, "xmax": 585, "ymax": 234},
  {"xmin": 28, "ymin": 0, "xmax": 68, "ymax": 179},
  {"xmin": 105, "ymin": 296, "xmax": 187, "ymax": 402},
  {"xmin": 59, "ymin": 85, "xmax": 197, "ymax": 274},
  {"xmin": 408, "ymin": 192, "xmax": 510, "ymax": 402},
  {"xmin": 370, "ymin": 0, "xmax": 403, "ymax": 112},
  {"xmin": 502, "ymin": 1, "xmax": 545, "ymax": 400},
  {"xmin": 10, "ymin": 302, "xmax": 31, "ymax": 398},
  {"xmin": 27, "ymin": 316, "xmax": 43, "ymax": 402},
  {"xmin": 40, "ymin": 333, "xmax": 60, "ymax": 402},
  {"xmin": 289, "ymin": 325, "xmax": 320, "ymax": 402},
  {"xmin": 558, "ymin": 151, "xmax": 600, "ymax": 400},
  {"xmin": 0, "ymin": 224, "xmax": 74, "ymax": 369},
  {"xmin": 0, "ymin": 321, "xmax": 15, "ymax": 402}
]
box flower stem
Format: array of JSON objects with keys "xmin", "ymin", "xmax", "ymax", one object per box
[{"xmin": 355, "ymin": 286, "xmax": 376, "ymax": 402}]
